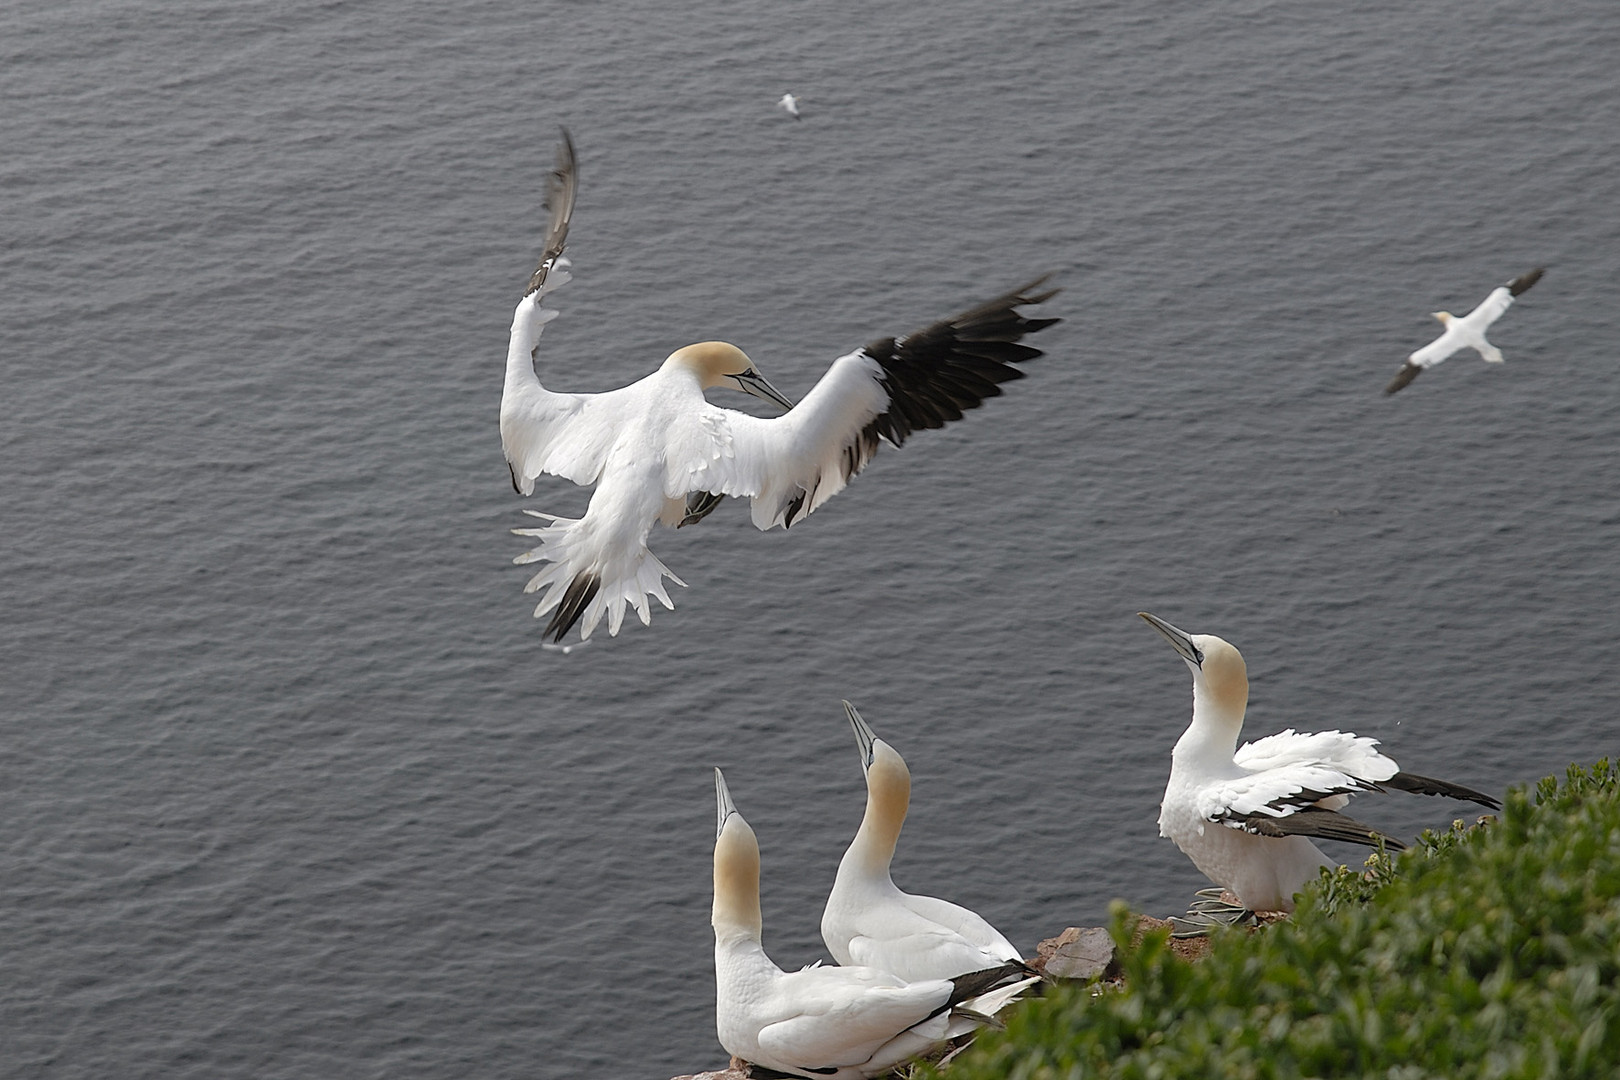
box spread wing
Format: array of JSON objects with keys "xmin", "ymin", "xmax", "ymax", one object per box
[
  {"xmin": 499, "ymin": 130, "xmax": 622, "ymax": 493},
  {"xmin": 1462, "ymin": 284, "xmax": 1516, "ymax": 329},
  {"xmin": 685, "ymin": 278, "xmax": 1060, "ymax": 529},
  {"xmin": 1198, "ymin": 729, "xmax": 1397, "ymax": 824}
]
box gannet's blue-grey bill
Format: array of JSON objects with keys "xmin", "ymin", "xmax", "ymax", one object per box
[
  {"xmin": 731, "ymin": 370, "xmax": 796, "ymax": 412},
  {"xmin": 1138, "ymin": 611, "xmax": 1204, "ymax": 667},
  {"xmin": 843, "ymin": 700, "xmax": 877, "ymax": 769},
  {"xmin": 714, "ymin": 767, "xmax": 738, "ymax": 837}
]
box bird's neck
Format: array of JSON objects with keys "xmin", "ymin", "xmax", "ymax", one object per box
[
  {"xmin": 845, "ymin": 774, "xmax": 908, "ymax": 878},
  {"xmin": 1174, "ymin": 690, "xmax": 1245, "ymax": 767},
  {"xmin": 712, "ymin": 828, "xmax": 764, "ymax": 946}
]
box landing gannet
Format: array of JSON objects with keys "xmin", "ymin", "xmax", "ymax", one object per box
[
  {"xmin": 1138, "ymin": 612, "xmax": 1500, "ymax": 913},
  {"xmin": 502, "ymin": 131, "xmax": 1060, "ymax": 641},
  {"xmin": 779, "ymin": 93, "xmax": 801, "ymax": 119},
  {"xmin": 1384, "ymin": 268, "xmax": 1545, "ymax": 394},
  {"xmin": 821, "ymin": 702, "xmax": 1029, "ymax": 984},
  {"xmin": 713, "ymin": 769, "xmax": 1033, "ymax": 1079}
]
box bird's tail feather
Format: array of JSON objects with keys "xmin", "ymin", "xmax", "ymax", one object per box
[{"xmin": 512, "ymin": 510, "xmax": 685, "ymax": 641}]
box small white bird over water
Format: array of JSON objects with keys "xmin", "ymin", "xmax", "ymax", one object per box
[
  {"xmin": 821, "ymin": 702, "xmax": 1030, "ymax": 984},
  {"xmin": 711, "ymin": 769, "xmax": 1033, "ymax": 1080},
  {"xmin": 1138, "ymin": 612, "xmax": 1499, "ymax": 913},
  {"xmin": 501, "ymin": 131, "xmax": 1059, "ymax": 641},
  {"xmin": 779, "ymin": 93, "xmax": 801, "ymax": 119},
  {"xmin": 1385, "ymin": 267, "xmax": 1545, "ymax": 394}
]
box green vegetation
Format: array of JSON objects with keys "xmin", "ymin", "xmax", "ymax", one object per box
[{"xmin": 937, "ymin": 761, "xmax": 1620, "ymax": 1080}]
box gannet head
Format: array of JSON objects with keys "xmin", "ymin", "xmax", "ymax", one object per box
[
  {"xmin": 667, "ymin": 342, "xmax": 795, "ymax": 411},
  {"xmin": 1138, "ymin": 612, "xmax": 1249, "ymax": 725},
  {"xmin": 712, "ymin": 768, "xmax": 763, "ymax": 940},
  {"xmin": 1432, "ymin": 311, "xmax": 1454, "ymax": 326},
  {"xmin": 843, "ymin": 702, "xmax": 910, "ymax": 863}
]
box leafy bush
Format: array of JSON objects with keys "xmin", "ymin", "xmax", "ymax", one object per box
[{"xmin": 936, "ymin": 761, "xmax": 1620, "ymax": 1080}]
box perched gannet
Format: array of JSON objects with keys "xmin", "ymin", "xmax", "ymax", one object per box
[
  {"xmin": 1385, "ymin": 268, "xmax": 1545, "ymax": 394},
  {"xmin": 502, "ymin": 131, "xmax": 1060, "ymax": 641},
  {"xmin": 779, "ymin": 93, "xmax": 802, "ymax": 119},
  {"xmin": 712, "ymin": 769, "xmax": 1033, "ymax": 1080},
  {"xmin": 1138, "ymin": 612, "xmax": 1499, "ymax": 913},
  {"xmin": 821, "ymin": 702, "xmax": 1029, "ymax": 984}
]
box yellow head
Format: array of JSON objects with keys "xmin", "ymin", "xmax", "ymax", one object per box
[{"xmin": 666, "ymin": 342, "xmax": 795, "ymax": 410}]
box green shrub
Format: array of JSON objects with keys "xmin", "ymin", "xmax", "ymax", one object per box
[{"xmin": 936, "ymin": 761, "xmax": 1620, "ymax": 1080}]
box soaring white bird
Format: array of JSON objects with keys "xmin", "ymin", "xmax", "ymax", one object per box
[
  {"xmin": 712, "ymin": 769, "xmax": 1033, "ymax": 1080},
  {"xmin": 501, "ymin": 131, "xmax": 1060, "ymax": 641},
  {"xmin": 1385, "ymin": 267, "xmax": 1545, "ymax": 394},
  {"xmin": 779, "ymin": 93, "xmax": 802, "ymax": 119},
  {"xmin": 821, "ymin": 702, "xmax": 1030, "ymax": 983},
  {"xmin": 1138, "ymin": 612, "xmax": 1499, "ymax": 914}
]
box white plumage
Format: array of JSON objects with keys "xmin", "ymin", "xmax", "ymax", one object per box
[
  {"xmin": 1138, "ymin": 612, "xmax": 1498, "ymax": 912},
  {"xmin": 779, "ymin": 93, "xmax": 801, "ymax": 118},
  {"xmin": 1385, "ymin": 267, "xmax": 1545, "ymax": 394},
  {"xmin": 821, "ymin": 702, "xmax": 1027, "ymax": 983},
  {"xmin": 711, "ymin": 770, "xmax": 1032, "ymax": 1080},
  {"xmin": 500, "ymin": 131, "xmax": 1060, "ymax": 641}
]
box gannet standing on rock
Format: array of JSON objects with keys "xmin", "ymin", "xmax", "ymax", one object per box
[
  {"xmin": 711, "ymin": 770, "xmax": 1034, "ymax": 1080},
  {"xmin": 1385, "ymin": 268, "xmax": 1545, "ymax": 394},
  {"xmin": 1138, "ymin": 612, "xmax": 1499, "ymax": 915},
  {"xmin": 821, "ymin": 702, "xmax": 1031, "ymax": 984},
  {"xmin": 500, "ymin": 131, "xmax": 1061, "ymax": 641}
]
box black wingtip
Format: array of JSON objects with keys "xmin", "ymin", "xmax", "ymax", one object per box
[
  {"xmin": 1385, "ymin": 363, "xmax": 1422, "ymax": 395},
  {"xmin": 1235, "ymin": 807, "xmax": 1407, "ymax": 851},
  {"xmin": 1507, "ymin": 266, "xmax": 1545, "ymax": 297},
  {"xmin": 678, "ymin": 490, "xmax": 723, "ymax": 528},
  {"xmin": 1385, "ymin": 771, "xmax": 1502, "ymax": 811},
  {"xmin": 542, "ymin": 570, "xmax": 601, "ymax": 643}
]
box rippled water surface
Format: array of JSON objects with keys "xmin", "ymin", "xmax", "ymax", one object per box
[{"xmin": 4, "ymin": 1, "xmax": 1619, "ymax": 1076}]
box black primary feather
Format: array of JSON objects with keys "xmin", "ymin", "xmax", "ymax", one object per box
[
  {"xmin": 1224, "ymin": 806, "xmax": 1407, "ymax": 850},
  {"xmin": 843, "ymin": 277, "xmax": 1061, "ymax": 486},
  {"xmin": 1383, "ymin": 770, "xmax": 1500, "ymax": 810}
]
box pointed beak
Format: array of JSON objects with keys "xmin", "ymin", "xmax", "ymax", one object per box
[
  {"xmin": 732, "ymin": 369, "xmax": 795, "ymax": 412},
  {"xmin": 1138, "ymin": 611, "xmax": 1204, "ymax": 667},
  {"xmin": 843, "ymin": 700, "xmax": 877, "ymax": 770},
  {"xmin": 714, "ymin": 767, "xmax": 738, "ymax": 837}
]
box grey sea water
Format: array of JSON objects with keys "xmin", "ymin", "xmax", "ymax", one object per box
[{"xmin": 3, "ymin": 0, "xmax": 1618, "ymax": 1076}]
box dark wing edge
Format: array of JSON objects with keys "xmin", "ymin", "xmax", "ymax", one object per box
[
  {"xmin": 1506, "ymin": 267, "xmax": 1545, "ymax": 297},
  {"xmin": 862, "ymin": 276, "xmax": 1060, "ymax": 452},
  {"xmin": 1384, "ymin": 362, "xmax": 1422, "ymax": 395},
  {"xmin": 525, "ymin": 128, "xmax": 578, "ymax": 298},
  {"xmin": 1221, "ymin": 806, "xmax": 1407, "ymax": 851},
  {"xmin": 1383, "ymin": 770, "xmax": 1501, "ymax": 811},
  {"xmin": 839, "ymin": 274, "xmax": 1059, "ymax": 477},
  {"xmin": 771, "ymin": 276, "xmax": 1060, "ymax": 530}
]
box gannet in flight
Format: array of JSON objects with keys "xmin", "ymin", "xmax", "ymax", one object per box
[
  {"xmin": 779, "ymin": 93, "xmax": 801, "ymax": 119},
  {"xmin": 821, "ymin": 702, "xmax": 1030, "ymax": 984},
  {"xmin": 501, "ymin": 131, "xmax": 1060, "ymax": 641},
  {"xmin": 1138, "ymin": 612, "xmax": 1499, "ymax": 913},
  {"xmin": 712, "ymin": 769, "xmax": 1034, "ymax": 1079},
  {"xmin": 1384, "ymin": 268, "xmax": 1545, "ymax": 394}
]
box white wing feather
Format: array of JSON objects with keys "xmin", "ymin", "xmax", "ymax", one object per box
[
  {"xmin": 685, "ymin": 350, "xmax": 891, "ymax": 529},
  {"xmin": 1196, "ymin": 729, "xmax": 1398, "ymax": 822}
]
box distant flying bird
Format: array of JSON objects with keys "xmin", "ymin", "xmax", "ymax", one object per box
[
  {"xmin": 712, "ymin": 769, "xmax": 1033, "ymax": 1079},
  {"xmin": 822, "ymin": 702, "xmax": 1030, "ymax": 984},
  {"xmin": 1138, "ymin": 612, "xmax": 1499, "ymax": 914},
  {"xmin": 1385, "ymin": 268, "xmax": 1545, "ymax": 394},
  {"xmin": 779, "ymin": 93, "xmax": 801, "ymax": 119},
  {"xmin": 501, "ymin": 130, "xmax": 1060, "ymax": 642}
]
